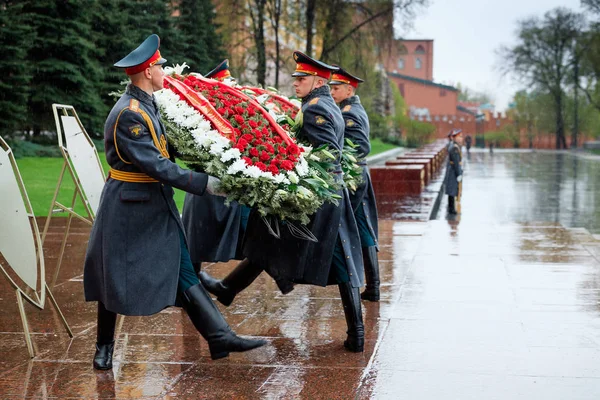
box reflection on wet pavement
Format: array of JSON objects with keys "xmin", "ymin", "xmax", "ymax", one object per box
[{"xmin": 2, "ymin": 150, "xmax": 600, "ymax": 398}]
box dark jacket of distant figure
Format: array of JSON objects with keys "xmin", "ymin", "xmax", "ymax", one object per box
[
  {"xmin": 83, "ymin": 84, "xmax": 209, "ymax": 316},
  {"xmin": 445, "ymin": 141, "xmax": 463, "ymax": 197},
  {"xmin": 242, "ymin": 85, "xmax": 364, "ymax": 288}
]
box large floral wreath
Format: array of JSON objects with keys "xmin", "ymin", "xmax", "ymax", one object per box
[{"xmin": 155, "ymin": 68, "xmax": 340, "ymax": 226}]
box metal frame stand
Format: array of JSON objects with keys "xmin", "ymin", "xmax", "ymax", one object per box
[{"xmin": 40, "ymin": 104, "xmax": 105, "ymax": 288}]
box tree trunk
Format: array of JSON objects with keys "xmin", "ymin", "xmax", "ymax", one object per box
[
  {"xmin": 274, "ymin": 0, "xmax": 281, "ymax": 88},
  {"xmin": 305, "ymin": 0, "xmax": 316, "ymax": 56},
  {"xmin": 252, "ymin": 0, "xmax": 266, "ymax": 86},
  {"xmin": 555, "ymin": 92, "xmax": 567, "ymax": 149},
  {"xmin": 572, "ymin": 57, "xmax": 579, "ymax": 148}
]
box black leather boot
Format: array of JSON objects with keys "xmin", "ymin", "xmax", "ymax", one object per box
[
  {"xmin": 338, "ymin": 282, "xmax": 365, "ymax": 352},
  {"xmin": 93, "ymin": 302, "xmax": 117, "ymax": 370},
  {"xmin": 199, "ymin": 258, "xmax": 264, "ymax": 306},
  {"xmin": 181, "ymin": 283, "xmax": 267, "ymax": 359},
  {"xmin": 93, "ymin": 341, "xmax": 115, "ymax": 370},
  {"xmin": 360, "ymin": 247, "xmax": 380, "ymax": 302},
  {"xmin": 448, "ymin": 195, "xmax": 457, "ymax": 214}
]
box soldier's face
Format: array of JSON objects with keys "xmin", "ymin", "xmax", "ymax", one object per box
[
  {"xmin": 293, "ymin": 76, "xmax": 316, "ymax": 98},
  {"xmin": 150, "ymin": 64, "xmax": 165, "ymax": 92},
  {"xmin": 330, "ymin": 84, "xmax": 353, "ymax": 104}
]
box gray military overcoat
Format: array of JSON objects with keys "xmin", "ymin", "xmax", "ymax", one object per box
[
  {"xmin": 444, "ymin": 141, "xmax": 463, "ymax": 197},
  {"xmin": 182, "ymin": 194, "xmax": 244, "ymax": 263},
  {"xmin": 84, "ymin": 84, "xmax": 209, "ymax": 316},
  {"xmin": 243, "ymin": 86, "xmax": 365, "ymax": 288},
  {"xmin": 339, "ymin": 96, "xmax": 379, "ymax": 248}
]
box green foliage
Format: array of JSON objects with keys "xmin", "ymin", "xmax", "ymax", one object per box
[
  {"xmin": 23, "ymin": 0, "xmax": 105, "ymax": 136},
  {"xmin": 3, "ymin": 137, "xmax": 61, "ymax": 158},
  {"xmin": 370, "ymin": 138, "xmax": 400, "ymax": 155},
  {"xmin": 173, "ymin": 0, "xmax": 226, "ymax": 72},
  {"xmin": 0, "ymin": 2, "xmax": 34, "ymax": 137},
  {"xmin": 341, "ymin": 139, "xmax": 364, "ymax": 193}
]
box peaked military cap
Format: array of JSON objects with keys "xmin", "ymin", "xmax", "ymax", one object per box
[
  {"xmin": 114, "ymin": 34, "xmax": 167, "ymax": 76},
  {"xmin": 205, "ymin": 59, "xmax": 231, "ymax": 80},
  {"xmin": 329, "ymin": 67, "xmax": 364, "ymax": 88},
  {"xmin": 447, "ymin": 128, "xmax": 462, "ymax": 137},
  {"xmin": 292, "ymin": 51, "xmax": 339, "ymax": 80}
]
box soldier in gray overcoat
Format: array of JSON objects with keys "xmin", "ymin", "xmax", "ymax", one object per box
[
  {"xmin": 445, "ymin": 129, "xmax": 463, "ymax": 214},
  {"xmin": 201, "ymin": 51, "xmax": 366, "ymax": 352},
  {"xmin": 329, "ymin": 67, "xmax": 381, "ymax": 302},
  {"xmin": 182, "ymin": 59, "xmax": 250, "ymax": 270},
  {"xmin": 83, "ymin": 35, "xmax": 265, "ymax": 370},
  {"xmin": 183, "ymin": 59, "xmax": 260, "ymax": 302}
]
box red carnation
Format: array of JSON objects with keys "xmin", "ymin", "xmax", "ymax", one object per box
[
  {"xmin": 261, "ymin": 127, "xmax": 269, "ymax": 135},
  {"xmin": 280, "ymin": 160, "xmax": 294, "ymax": 171},
  {"xmin": 217, "ymin": 107, "xmax": 225, "ymax": 115},
  {"xmin": 253, "ymin": 139, "xmax": 263, "ymax": 146},
  {"xmin": 287, "ymin": 143, "xmax": 300, "ymax": 155},
  {"xmin": 242, "ymin": 134, "xmax": 254, "ymax": 142},
  {"xmin": 265, "ymin": 144, "xmax": 275, "ymax": 154},
  {"xmin": 234, "ymin": 115, "xmax": 245, "ymax": 125},
  {"xmin": 274, "ymin": 136, "xmax": 283, "ymax": 144},
  {"xmin": 288, "ymin": 155, "xmax": 297, "ymax": 162},
  {"xmin": 235, "ymin": 106, "xmax": 245, "ymax": 115},
  {"xmin": 242, "ymin": 156, "xmax": 253, "ymax": 165},
  {"xmin": 268, "ymin": 165, "xmax": 279, "ymax": 175},
  {"xmin": 278, "ymin": 146, "xmax": 287, "ymax": 155},
  {"xmin": 249, "ymin": 148, "xmax": 259, "ymax": 157},
  {"xmin": 236, "ymin": 139, "xmax": 248, "ymax": 149},
  {"xmin": 248, "ymin": 108, "xmax": 256, "ymax": 117},
  {"xmin": 270, "ymin": 159, "xmax": 280, "ymax": 167},
  {"xmin": 255, "ymin": 162, "xmax": 267, "ymax": 172},
  {"xmin": 249, "ymin": 120, "xmax": 259, "ymax": 129},
  {"xmin": 260, "ymin": 150, "xmax": 270, "ymax": 161}
]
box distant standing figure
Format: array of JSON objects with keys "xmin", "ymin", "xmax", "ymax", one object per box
[
  {"xmin": 465, "ymin": 135, "xmax": 472, "ymax": 153},
  {"xmin": 445, "ymin": 129, "xmax": 463, "ymax": 215}
]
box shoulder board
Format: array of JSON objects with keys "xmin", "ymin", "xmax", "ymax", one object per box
[
  {"xmin": 309, "ymin": 97, "xmax": 320, "ymax": 105},
  {"xmin": 129, "ymin": 99, "xmax": 140, "ymax": 112},
  {"xmin": 343, "ymin": 105, "xmax": 352, "ymax": 112}
]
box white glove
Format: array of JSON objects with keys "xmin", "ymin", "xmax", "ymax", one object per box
[
  {"xmin": 457, "ymin": 175, "xmax": 463, "ymax": 182},
  {"xmin": 206, "ymin": 176, "xmax": 226, "ymax": 197}
]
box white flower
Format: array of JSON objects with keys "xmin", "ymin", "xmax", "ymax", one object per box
[
  {"xmin": 243, "ymin": 165, "xmax": 262, "ymax": 179},
  {"xmin": 290, "ymin": 99, "xmax": 302, "ymax": 108},
  {"xmin": 297, "ymin": 186, "xmax": 313, "ymax": 199},
  {"xmin": 220, "ymin": 148, "xmax": 241, "ymax": 162},
  {"xmin": 227, "ymin": 159, "xmax": 247, "ymax": 175},
  {"xmin": 255, "ymin": 94, "xmax": 270, "ymax": 104},
  {"xmin": 163, "ymin": 63, "xmax": 189, "ymax": 76},
  {"xmin": 273, "ymin": 174, "xmax": 291, "ymax": 184},
  {"xmin": 287, "ymin": 171, "xmax": 299, "ymax": 184},
  {"xmin": 295, "ymin": 156, "xmax": 310, "ymax": 176}
]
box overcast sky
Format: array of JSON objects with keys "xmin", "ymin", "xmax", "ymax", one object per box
[{"xmin": 398, "ymin": 0, "xmax": 585, "ymax": 112}]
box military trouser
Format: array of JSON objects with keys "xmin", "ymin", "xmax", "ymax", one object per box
[
  {"xmin": 354, "ymin": 203, "xmax": 376, "ymax": 248},
  {"xmin": 96, "ymin": 229, "xmax": 200, "ymax": 343}
]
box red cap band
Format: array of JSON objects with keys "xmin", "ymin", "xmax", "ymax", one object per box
[
  {"xmin": 295, "ymin": 62, "xmax": 331, "ymax": 79},
  {"xmin": 331, "ymin": 73, "xmax": 359, "ymax": 88},
  {"xmin": 211, "ymin": 69, "xmax": 231, "ymax": 80},
  {"xmin": 125, "ymin": 50, "xmax": 162, "ymax": 76}
]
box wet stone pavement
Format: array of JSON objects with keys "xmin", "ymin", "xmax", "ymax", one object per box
[{"xmin": 2, "ymin": 149, "xmax": 600, "ymax": 399}]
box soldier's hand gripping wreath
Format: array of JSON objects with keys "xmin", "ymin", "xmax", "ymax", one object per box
[{"xmin": 206, "ymin": 176, "xmax": 226, "ymax": 197}]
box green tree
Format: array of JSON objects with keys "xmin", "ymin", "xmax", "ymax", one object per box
[
  {"xmin": 0, "ymin": 1, "xmax": 34, "ymax": 137},
  {"xmin": 174, "ymin": 0, "xmax": 225, "ymax": 73},
  {"xmin": 499, "ymin": 8, "xmax": 585, "ymax": 149},
  {"xmin": 23, "ymin": 0, "xmax": 105, "ymax": 136}
]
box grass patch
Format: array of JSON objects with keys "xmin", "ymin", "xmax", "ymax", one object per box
[
  {"xmin": 370, "ymin": 138, "xmax": 399, "ymax": 155},
  {"xmin": 16, "ymin": 155, "xmax": 186, "ymax": 216}
]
